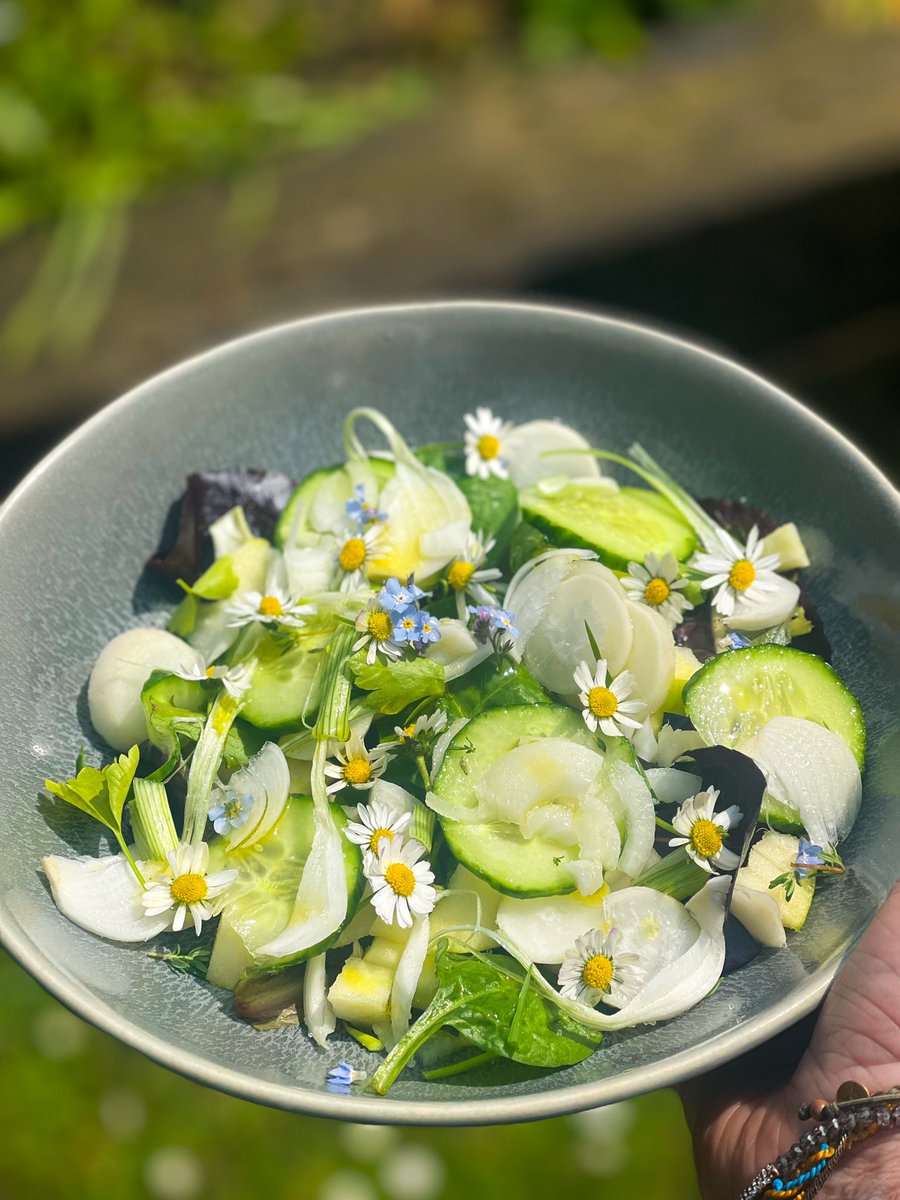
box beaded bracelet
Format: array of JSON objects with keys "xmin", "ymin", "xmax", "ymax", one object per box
[{"xmin": 739, "ymin": 1080, "xmax": 900, "ymax": 1198}]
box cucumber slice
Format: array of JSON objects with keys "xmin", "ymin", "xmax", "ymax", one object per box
[
  {"xmin": 207, "ymin": 797, "xmax": 363, "ymax": 989},
  {"xmin": 275, "ymin": 457, "xmax": 394, "ymax": 549},
  {"xmin": 431, "ymin": 704, "xmax": 602, "ymax": 897},
  {"xmin": 683, "ymin": 645, "xmax": 865, "ymax": 767},
  {"xmin": 520, "ymin": 482, "xmax": 697, "ymax": 570},
  {"xmin": 240, "ymin": 624, "xmax": 332, "ymax": 730}
]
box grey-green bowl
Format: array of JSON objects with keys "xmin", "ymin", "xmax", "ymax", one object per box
[{"xmin": 1, "ymin": 302, "xmax": 898, "ymax": 1124}]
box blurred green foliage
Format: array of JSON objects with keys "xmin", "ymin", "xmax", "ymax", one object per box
[
  {"xmin": 0, "ymin": 0, "xmax": 745, "ymax": 244},
  {"xmin": 0, "ymin": 947, "xmax": 701, "ymax": 1199}
]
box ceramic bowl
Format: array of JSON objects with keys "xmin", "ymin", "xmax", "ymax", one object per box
[{"xmin": 1, "ymin": 302, "xmax": 897, "ymax": 1124}]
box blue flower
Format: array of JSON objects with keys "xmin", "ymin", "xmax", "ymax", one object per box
[
  {"xmin": 415, "ymin": 611, "xmax": 442, "ymax": 646},
  {"xmin": 490, "ymin": 609, "xmax": 519, "ymax": 639},
  {"xmin": 795, "ymin": 838, "xmax": 825, "ymax": 877},
  {"xmin": 379, "ymin": 576, "xmax": 425, "ymax": 614},
  {"xmin": 327, "ymin": 1061, "xmax": 365, "ymax": 1092},
  {"xmin": 728, "ymin": 633, "xmax": 751, "ymax": 650},
  {"xmin": 345, "ymin": 484, "xmax": 387, "ymax": 529},
  {"xmin": 208, "ymin": 789, "xmax": 254, "ymax": 835},
  {"xmin": 392, "ymin": 607, "xmax": 423, "ymax": 644}
]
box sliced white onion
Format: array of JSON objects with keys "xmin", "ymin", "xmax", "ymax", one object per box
[
  {"xmin": 424, "ymin": 619, "xmax": 491, "ymax": 681},
  {"xmin": 504, "ymin": 420, "xmax": 601, "ymax": 489},
  {"xmin": 369, "ymin": 779, "xmax": 418, "ymax": 817},
  {"xmin": 601, "ymin": 761, "xmax": 657, "ymax": 879},
  {"xmin": 389, "ymin": 912, "xmax": 432, "ymax": 1046},
  {"xmin": 730, "ymin": 883, "xmax": 786, "ymax": 949},
  {"xmin": 496, "ymin": 892, "xmax": 609, "ymax": 965},
  {"xmin": 370, "ymin": 462, "xmax": 472, "ymax": 583},
  {"xmin": 88, "ymin": 627, "xmax": 205, "ymax": 752},
  {"xmin": 303, "ymin": 952, "xmax": 337, "ymax": 1048},
  {"xmin": 209, "ymin": 506, "xmax": 254, "ymax": 559},
  {"xmin": 524, "ymin": 566, "xmax": 633, "ymax": 691},
  {"xmin": 256, "ymin": 800, "xmax": 347, "ymax": 959},
  {"xmin": 504, "ymin": 548, "xmax": 597, "ymax": 651},
  {"xmin": 645, "ymin": 767, "xmax": 703, "ymax": 807},
  {"xmin": 623, "ymin": 601, "xmax": 676, "ymax": 715},
  {"xmin": 724, "ymin": 574, "xmax": 801, "ymax": 632},
  {"xmin": 225, "ymin": 742, "xmax": 291, "ymax": 851},
  {"xmin": 741, "ymin": 716, "xmax": 862, "ymax": 846},
  {"xmin": 44, "ymin": 852, "xmax": 169, "ymax": 943},
  {"xmin": 283, "ymin": 543, "xmax": 339, "ymax": 597}
]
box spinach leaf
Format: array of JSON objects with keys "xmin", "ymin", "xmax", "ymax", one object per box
[
  {"xmin": 458, "ymin": 474, "xmax": 519, "ymax": 563},
  {"xmin": 447, "ymin": 656, "xmax": 550, "ymax": 718},
  {"xmin": 371, "ymin": 946, "xmax": 602, "ymax": 1094},
  {"xmin": 350, "ymin": 656, "xmax": 444, "ymax": 715}
]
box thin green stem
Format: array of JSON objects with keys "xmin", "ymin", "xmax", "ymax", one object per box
[
  {"xmin": 114, "ymin": 830, "xmax": 145, "ymax": 887},
  {"xmin": 655, "ymin": 816, "xmax": 678, "ymax": 835},
  {"xmin": 422, "ymin": 1051, "xmax": 498, "ymax": 1081},
  {"xmin": 415, "ymin": 754, "xmax": 431, "ymax": 790}
]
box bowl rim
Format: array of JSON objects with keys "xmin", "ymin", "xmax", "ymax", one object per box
[{"xmin": 1, "ymin": 298, "xmax": 896, "ymax": 1125}]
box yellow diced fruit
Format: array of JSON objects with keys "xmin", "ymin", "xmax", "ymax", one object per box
[
  {"xmin": 328, "ymin": 956, "xmax": 394, "ymax": 1029},
  {"xmin": 737, "ymin": 830, "xmax": 815, "ymax": 931},
  {"xmin": 661, "ymin": 645, "xmax": 704, "ymax": 716},
  {"xmin": 761, "ymin": 523, "xmax": 810, "ymax": 571}
]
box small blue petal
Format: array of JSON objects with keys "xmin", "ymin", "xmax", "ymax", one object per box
[{"xmin": 213, "ymin": 815, "xmax": 229, "ymax": 835}]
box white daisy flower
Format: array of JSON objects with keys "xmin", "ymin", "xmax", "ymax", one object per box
[
  {"xmin": 140, "ymin": 842, "xmax": 238, "ymax": 935},
  {"xmin": 367, "ymin": 836, "xmax": 437, "ymax": 929},
  {"xmin": 557, "ymin": 927, "xmax": 645, "ymax": 1009},
  {"xmin": 174, "ymin": 660, "xmax": 254, "ymax": 699},
  {"xmin": 344, "ymin": 800, "xmax": 412, "ymax": 856},
  {"xmin": 225, "ymin": 588, "xmax": 316, "ymax": 630},
  {"xmin": 390, "ymin": 709, "xmax": 448, "ymax": 748},
  {"xmin": 691, "ymin": 525, "xmax": 782, "ymax": 618},
  {"xmin": 353, "ymin": 597, "xmax": 404, "ymax": 665},
  {"xmin": 335, "ymin": 524, "xmax": 388, "ymax": 592},
  {"xmin": 445, "ymin": 530, "xmax": 504, "ymax": 619},
  {"xmin": 573, "ymin": 658, "xmax": 646, "ymax": 739},
  {"xmin": 463, "ymin": 407, "xmax": 513, "ymax": 480},
  {"xmin": 324, "ymin": 733, "xmax": 394, "ymax": 795},
  {"xmin": 668, "ymin": 787, "xmax": 743, "ymax": 874},
  {"xmin": 620, "ymin": 551, "xmax": 694, "ymax": 628}
]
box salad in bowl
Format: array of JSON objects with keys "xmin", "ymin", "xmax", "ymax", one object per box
[{"xmin": 40, "ymin": 403, "xmax": 865, "ymax": 1095}]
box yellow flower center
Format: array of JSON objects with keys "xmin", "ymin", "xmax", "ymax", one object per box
[
  {"xmin": 587, "ymin": 686, "xmax": 618, "ymax": 718},
  {"xmin": 367, "ymin": 610, "xmax": 393, "ymax": 641},
  {"xmin": 644, "ymin": 577, "xmax": 671, "ymax": 606},
  {"xmin": 728, "ymin": 559, "xmax": 756, "ymax": 591},
  {"xmin": 447, "ymin": 560, "xmax": 475, "ymax": 591},
  {"xmin": 258, "ymin": 594, "xmax": 284, "ymax": 617},
  {"xmin": 690, "ymin": 818, "xmax": 723, "ymax": 859},
  {"xmin": 477, "ymin": 433, "xmax": 500, "ymax": 461},
  {"xmin": 582, "ymin": 953, "xmax": 614, "ymax": 992},
  {"xmin": 342, "ymin": 757, "xmax": 373, "ymax": 786},
  {"xmin": 339, "ymin": 537, "xmax": 367, "ymax": 572},
  {"xmin": 384, "ymin": 861, "xmax": 416, "ymax": 897},
  {"xmin": 402, "ymin": 723, "xmax": 417, "ymax": 738},
  {"xmin": 170, "ymin": 873, "xmax": 208, "ymax": 905},
  {"xmin": 204, "ymin": 665, "xmax": 217, "ymax": 678},
  {"xmin": 369, "ymin": 827, "xmax": 395, "ymax": 852}
]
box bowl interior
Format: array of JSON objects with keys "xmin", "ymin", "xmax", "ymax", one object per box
[{"xmin": 1, "ymin": 302, "xmax": 898, "ymax": 1124}]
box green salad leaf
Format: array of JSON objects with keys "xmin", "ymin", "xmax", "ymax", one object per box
[
  {"xmin": 350, "ymin": 656, "xmax": 445, "ymax": 715},
  {"xmin": 447, "ymin": 656, "xmax": 550, "ymax": 718},
  {"xmin": 45, "ymin": 745, "xmax": 143, "ymax": 882},
  {"xmin": 178, "ymin": 555, "xmax": 239, "ymax": 602},
  {"xmin": 372, "ymin": 944, "xmax": 602, "ymax": 1094}
]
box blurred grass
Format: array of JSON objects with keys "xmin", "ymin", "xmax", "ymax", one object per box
[{"xmin": 0, "ymin": 946, "xmax": 701, "ymax": 1200}]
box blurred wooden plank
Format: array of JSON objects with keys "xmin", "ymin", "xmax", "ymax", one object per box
[{"xmin": 2, "ymin": 5, "xmax": 900, "ymax": 433}]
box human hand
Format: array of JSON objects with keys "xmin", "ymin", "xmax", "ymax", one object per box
[{"xmin": 680, "ymin": 883, "xmax": 900, "ymax": 1199}]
